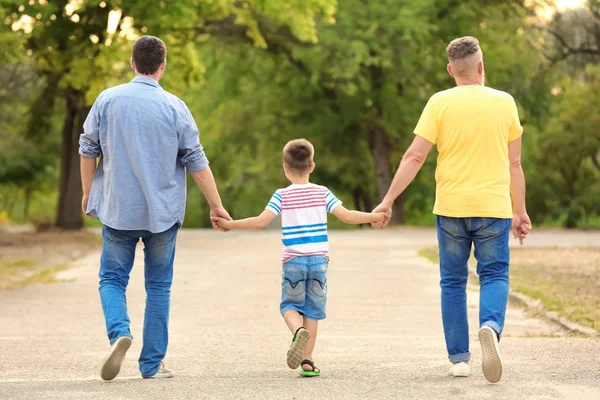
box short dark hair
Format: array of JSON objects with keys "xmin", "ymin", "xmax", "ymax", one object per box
[
  {"xmin": 132, "ymin": 36, "xmax": 166, "ymax": 75},
  {"xmin": 283, "ymin": 139, "xmax": 314, "ymax": 173}
]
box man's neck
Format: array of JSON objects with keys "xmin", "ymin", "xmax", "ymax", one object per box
[
  {"xmin": 135, "ymin": 72, "xmax": 161, "ymax": 82},
  {"xmin": 455, "ymin": 77, "xmax": 483, "ymax": 86}
]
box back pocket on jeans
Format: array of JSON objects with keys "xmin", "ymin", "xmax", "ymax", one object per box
[
  {"xmin": 438, "ymin": 217, "xmax": 460, "ymax": 233},
  {"xmin": 481, "ymin": 218, "xmax": 510, "ymax": 236},
  {"xmin": 308, "ymin": 266, "xmax": 327, "ymax": 300},
  {"xmin": 282, "ymin": 267, "xmax": 305, "ymax": 300}
]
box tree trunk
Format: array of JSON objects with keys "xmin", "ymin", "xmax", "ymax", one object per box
[
  {"xmin": 55, "ymin": 89, "xmax": 89, "ymax": 230},
  {"xmin": 368, "ymin": 125, "xmax": 405, "ymax": 224},
  {"xmin": 23, "ymin": 186, "xmax": 32, "ymax": 221}
]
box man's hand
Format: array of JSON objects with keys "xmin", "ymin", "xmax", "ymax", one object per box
[
  {"xmin": 512, "ymin": 212, "xmax": 532, "ymax": 245},
  {"xmin": 81, "ymin": 194, "xmax": 96, "ymax": 219},
  {"xmin": 371, "ymin": 202, "xmax": 393, "ymax": 229},
  {"xmin": 210, "ymin": 206, "xmax": 232, "ymax": 232}
]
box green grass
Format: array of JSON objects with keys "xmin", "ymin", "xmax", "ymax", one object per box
[
  {"xmin": 7, "ymin": 263, "xmax": 71, "ymax": 288},
  {"xmin": 418, "ymin": 247, "xmax": 439, "ymax": 263},
  {"xmin": 2, "ymin": 259, "xmax": 36, "ymax": 268}
]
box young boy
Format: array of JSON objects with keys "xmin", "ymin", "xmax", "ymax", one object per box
[{"xmin": 214, "ymin": 138, "xmax": 387, "ymax": 377}]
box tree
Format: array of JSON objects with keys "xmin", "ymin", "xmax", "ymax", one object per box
[
  {"xmin": 187, "ymin": 0, "xmax": 543, "ymax": 224},
  {"xmin": 2, "ymin": 0, "xmax": 336, "ymax": 229}
]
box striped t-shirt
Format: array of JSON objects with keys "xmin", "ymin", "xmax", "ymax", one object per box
[{"xmin": 266, "ymin": 183, "xmax": 342, "ymax": 262}]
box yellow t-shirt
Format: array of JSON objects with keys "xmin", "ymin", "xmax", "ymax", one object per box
[{"xmin": 414, "ymin": 85, "xmax": 523, "ymax": 218}]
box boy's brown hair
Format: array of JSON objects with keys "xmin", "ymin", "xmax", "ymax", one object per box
[{"xmin": 283, "ymin": 139, "xmax": 314, "ymax": 173}]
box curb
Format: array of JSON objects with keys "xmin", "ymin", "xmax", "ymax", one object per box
[{"xmin": 467, "ymin": 268, "xmax": 599, "ymax": 337}]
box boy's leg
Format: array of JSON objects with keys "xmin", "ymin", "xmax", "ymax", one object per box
[
  {"xmin": 281, "ymin": 259, "xmax": 309, "ymax": 369},
  {"xmin": 437, "ymin": 216, "xmax": 472, "ymax": 364},
  {"xmin": 283, "ymin": 310, "xmax": 304, "ymax": 334},
  {"xmin": 138, "ymin": 224, "xmax": 178, "ymax": 378},
  {"xmin": 302, "ymin": 256, "xmax": 327, "ymax": 372},
  {"xmin": 301, "ymin": 318, "xmax": 318, "ymax": 363}
]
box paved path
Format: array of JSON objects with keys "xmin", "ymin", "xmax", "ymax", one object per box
[{"xmin": 1, "ymin": 229, "xmax": 599, "ymax": 399}]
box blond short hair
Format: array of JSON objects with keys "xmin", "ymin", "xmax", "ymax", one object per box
[
  {"xmin": 283, "ymin": 139, "xmax": 314, "ymax": 173},
  {"xmin": 446, "ymin": 36, "xmax": 480, "ymax": 61}
]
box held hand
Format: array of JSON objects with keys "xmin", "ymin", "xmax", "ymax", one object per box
[
  {"xmin": 512, "ymin": 212, "xmax": 532, "ymax": 245},
  {"xmin": 371, "ymin": 202, "xmax": 393, "ymax": 229},
  {"xmin": 210, "ymin": 206, "xmax": 232, "ymax": 232},
  {"xmin": 213, "ymin": 217, "xmax": 230, "ymax": 230}
]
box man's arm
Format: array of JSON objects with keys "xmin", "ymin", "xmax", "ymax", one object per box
[
  {"xmin": 216, "ymin": 210, "xmax": 276, "ymax": 230},
  {"xmin": 78, "ymin": 95, "xmax": 103, "ymax": 217},
  {"xmin": 177, "ymin": 103, "xmax": 231, "ymax": 229},
  {"xmin": 508, "ymin": 137, "xmax": 531, "ymax": 244},
  {"xmin": 332, "ymin": 206, "xmax": 387, "ymax": 224},
  {"xmin": 190, "ymin": 167, "xmax": 231, "ymax": 229},
  {"xmin": 372, "ymin": 135, "xmax": 433, "ymax": 226},
  {"xmin": 80, "ymin": 156, "xmax": 97, "ymax": 216}
]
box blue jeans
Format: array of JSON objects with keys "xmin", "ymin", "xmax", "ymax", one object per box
[
  {"xmin": 437, "ymin": 216, "xmax": 511, "ymax": 363},
  {"xmin": 280, "ymin": 256, "xmax": 328, "ymax": 320},
  {"xmin": 99, "ymin": 223, "xmax": 178, "ymax": 377}
]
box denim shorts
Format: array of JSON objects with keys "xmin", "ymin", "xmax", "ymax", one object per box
[{"xmin": 280, "ymin": 255, "xmax": 328, "ymax": 320}]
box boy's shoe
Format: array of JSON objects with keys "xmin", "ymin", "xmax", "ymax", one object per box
[
  {"xmin": 479, "ymin": 326, "xmax": 503, "ymax": 383},
  {"xmin": 100, "ymin": 336, "xmax": 132, "ymax": 381},
  {"xmin": 142, "ymin": 362, "xmax": 175, "ymax": 379},
  {"xmin": 287, "ymin": 327, "xmax": 310, "ymax": 369},
  {"xmin": 449, "ymin": 362, "xmax": 470, "ymax": 377},
  {"xmin": 299, "ymin": 359, "xmax": 320, "ymax": 377}
]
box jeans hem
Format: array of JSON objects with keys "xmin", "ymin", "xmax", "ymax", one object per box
[
  {"xmin": 481, "ymin": 321, "xmax": 502, "ymax": 337},
  {"xmin": 109, "ymin": 334, "xmax": 133, "ymax": 346},
  {"xmin": 140, "ymin": 364, "xmax": 161, "ymax": 378},
  {"xmin": 448, "ymin": 352, "xmax": 471, "ymax": 363},
  {"xmin": 280, "ymin": 306, "xmax": 326, "ymax": 321}
]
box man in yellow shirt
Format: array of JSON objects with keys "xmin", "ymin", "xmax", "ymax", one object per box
[{"xmin": 373, "ymin": 36, "xmax": 532, "ymax": 383}]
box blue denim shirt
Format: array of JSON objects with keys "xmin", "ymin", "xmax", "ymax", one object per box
[{"xmin": 79, "ymin": 76, "xmax": 208, "ymax": 233}]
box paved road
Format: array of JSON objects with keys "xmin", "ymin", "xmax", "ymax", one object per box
[{"xmin": 1, "ymin": 229, "xmax": 599, "ymax": 399}]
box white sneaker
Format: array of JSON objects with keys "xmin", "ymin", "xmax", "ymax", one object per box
[
  {"xmin": 100, "ymin": 336, "xmax": 132, "ymax": 381},
  {"xmin": 449, "ymin": 362, "xmax": 471, "ymax": 377},
  {"xmin": 143, "ymin": 362, "xmax": 174, "ymax": 379},
  {"xmin": 479, "ymin": 326, "xmax": 502, "ymax": 383}
]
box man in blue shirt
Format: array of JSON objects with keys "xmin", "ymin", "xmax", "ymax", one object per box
[{"xmin": 79, "ymin": 35, "xmax": 231, "ymax": 380}]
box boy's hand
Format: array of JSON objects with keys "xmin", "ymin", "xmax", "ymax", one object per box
[
  {"xmin": 214, "ymin": 217, "xmax": 231, "ymax": 230},
  {"xmin": 210, "ymin": 206, "xmax": 232, "ymax": 232},
  {"xmin": 371, "ymin": 202, "xmax": 393, "ymax": 229},
  {"xmin": 373, "ymin": 212, "xmax": 388, "ymax": 223}
]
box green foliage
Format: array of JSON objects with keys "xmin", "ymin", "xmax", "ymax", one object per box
[
  {"xmin": 0, "ymin": 0, "xmax": 599, "ymax": 229},
  {"xmin": 528, "ymin": 66, "xmax": 600, "ymax": 227}
]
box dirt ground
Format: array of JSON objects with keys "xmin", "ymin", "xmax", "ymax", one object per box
[
  {"xmin": 0, "ymin": 229, "xmax": 100, "ymax": 289},
  {"xmin": 1, "ymin": 229, "xmax": 599, "ymax": 400}
]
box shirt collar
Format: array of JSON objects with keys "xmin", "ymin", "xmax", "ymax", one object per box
[{"xmin": 131, "ymin": 76, "xmax": 160, "ymax": 87}]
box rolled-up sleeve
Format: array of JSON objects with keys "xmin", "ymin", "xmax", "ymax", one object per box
[
  {"xmin": 176, "ymin": 103, "xmax": 209, "ymax": 173},
  {"xmin": 79, "ymin": 95, "xmax": 103, "ymax": 158}
]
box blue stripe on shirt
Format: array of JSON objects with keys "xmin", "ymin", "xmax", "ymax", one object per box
[
  {"xmin": 267, "ymin": 202, "xmax": 281, "ymax": 212},
  {"xmin": 282, "ymin": 223, "xmax": 327, "ymax": 231},
  {"xmin": 282, "ymin": 234, "xmax": 329, "ymax": 247},
  {"xmin": 282, "ymin": 228, "xmax": 327, "ymax": 236},
  {"xmin": 326, "ymin": 198, "xmax": 340, "ymax": 212}
]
